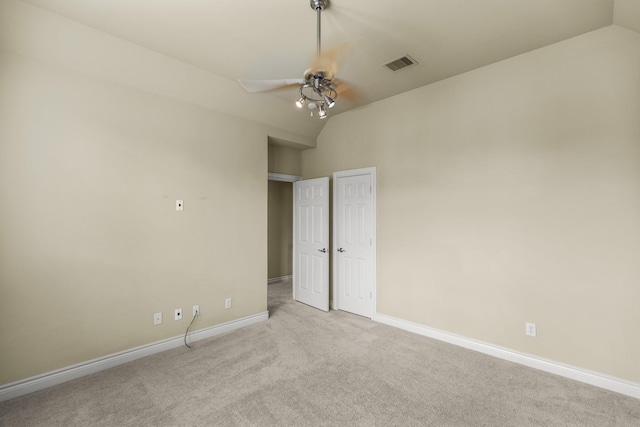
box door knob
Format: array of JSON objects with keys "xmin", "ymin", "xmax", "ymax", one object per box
[
  {"xmin": 337, "ymin": 248, "xmax": 345, "ymax": 253},
  {"xmin": 318, "ymin": 248, "xmax": 327, "ymax": 253}
]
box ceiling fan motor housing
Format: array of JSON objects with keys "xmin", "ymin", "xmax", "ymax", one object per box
[{"xmin": 304, "ymin": 68, "xmax": 333, "ymax": 82}]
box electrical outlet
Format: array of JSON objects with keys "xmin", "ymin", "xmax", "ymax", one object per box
[
  {"xmin": 193, "ymin": 305, "xmax": 200, "ymax": 316},
  {"xmin": 154, "ymin": 312, "xmax": 162, "ymax": 325},
  {"xmin": 225, "ymin": 298, "xmax": 232, "ymax": 309},
  {"xmin": 176, "ymin": 200, "xmax": 184, "ymax": 211},
  {"xmin": 175, "ymin": 308, "xmax": 182, "ymax": 320},
  {"xmin": 526, "ymin": 322, "xmax": 537, "ymax": 337}
]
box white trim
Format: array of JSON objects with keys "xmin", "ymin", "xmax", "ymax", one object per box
[
  {"xmin": 0, "ymin": 312, "xmax": 269, "ymax": 403},
  {"xmin": 373, "ymin": 313, "xmax": 640, "ymax": 399},
  {"xmin": 268, "ymin": 173, "xmax": 301, "ymax": 182},
  {"xmin": 268, "ymin": 275, "xmax": 292, "ymax": 285},
  {"xmin": 292, "ymin": 180, "xmax": 297, "ymax": 302},
  {"xmin": 332, "ymin": 167, "xmax": 377, "ymax": 318}
]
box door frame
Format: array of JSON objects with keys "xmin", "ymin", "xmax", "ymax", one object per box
[
  {"xmin": 268, "ymin": 172, "xmax": 301, "ymax": 183},
  {"xmin": 332, "ymin": 167, "xmax": 377, "ymax": 317},
  {"xmin": 267, "ymin": 172, "xmax": 300, "ymax": 286}
]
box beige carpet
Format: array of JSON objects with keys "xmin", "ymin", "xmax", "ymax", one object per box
[{"xmin": 1, "ymin": 281, "xmax": 639, "ymax": 426}]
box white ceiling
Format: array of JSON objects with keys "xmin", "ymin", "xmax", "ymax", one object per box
[{"xmin": 18, "ymin": 0, "xmax": 639, "ymax": 141}]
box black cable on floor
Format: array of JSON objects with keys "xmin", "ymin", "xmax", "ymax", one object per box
[{"xmin": 184, "ymin": 312, "xmax": 198, "ymax": 348}]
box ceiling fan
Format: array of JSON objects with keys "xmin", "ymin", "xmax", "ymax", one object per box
[{"xmin": 237, "ymin": 0, "xmax": 354, "ymax": 119}]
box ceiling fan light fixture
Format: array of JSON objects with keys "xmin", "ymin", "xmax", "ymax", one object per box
[
  {"xmin": 324, "ymin": 95, "xmax": 335, "ymax": 108},
  {"xmin": 296, "ymin": 96, "xmax": 306, "ymax": 108},
  {"xmin": 318, "ymin": 104, "xmax": 327, "ymax": 119}
]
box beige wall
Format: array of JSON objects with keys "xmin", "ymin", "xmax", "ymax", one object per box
[
  {"xmin": 0, "ymin": 51, "xmax": 269, "ymax": 384},
  {"xmin": 268, "ymin": 143, "xmax": 302, "ymax": 176},
  {"xmin": 268, "ymin": 181, "xmax": 293, "ymax": 279},
  {"xmin": 302, "ymin": 26, "xmax": 640, "ymax": 383}
]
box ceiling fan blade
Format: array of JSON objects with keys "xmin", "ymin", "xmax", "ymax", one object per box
[
  {"xmin": 310, "ymin": 43, "xmax": 352, "ymax": 80},
  {"xmin": 333, "ymin": 79, "xmax": 363, "ymax": 104},
  {"xmin": 237, "ymin": 78, "xmax": 304, "ymax": 93}
]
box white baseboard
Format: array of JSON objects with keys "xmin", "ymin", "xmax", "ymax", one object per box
[
  {"xmin": 267, "ymin": 275, "xmax": 292, "ymax": 285},
  {"xmin": 0, "ymin": 311, "xmax": 269, "ymax": 403},
  {"xmin": 373, "ymin": 313, "xmax": 640, "ymax": 399}
]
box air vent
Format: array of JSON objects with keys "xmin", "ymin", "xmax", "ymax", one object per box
[{"xmin": 383, "ymin": 55, "xmax": 418, "ymax": 72}]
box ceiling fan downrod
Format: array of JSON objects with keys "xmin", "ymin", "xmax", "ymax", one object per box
[{"xmin": 310, "ymin": 0, "xmax": 328, "ymax": 57}]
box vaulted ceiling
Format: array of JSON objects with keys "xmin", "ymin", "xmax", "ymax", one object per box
[{"xmin": 16, "ymin": 0, "xmax": 640, "ymax": 142}]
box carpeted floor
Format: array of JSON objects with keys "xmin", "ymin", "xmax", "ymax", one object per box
[{"xmin": 1, "ymin": 280, "xmax": 639, "ymax": 426}]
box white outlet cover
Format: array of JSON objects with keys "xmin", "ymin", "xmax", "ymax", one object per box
[
  {"xmin": 225, "ymin": 298, "xmax": 232, "ymax": 309},
  {"xmin": 154, "ymin": 312, "xmax": 162, "ymax": 325},
  {"xmin": 176, "ymin": 200, "xmax": 184, "ymax": 211},
  {"xmin": 175, "ymin": 308, "xmax": 182, "ymax": 320},
  {"xmin": 526, "ymin": 322, "xmax": 537, "ymax": 337}
]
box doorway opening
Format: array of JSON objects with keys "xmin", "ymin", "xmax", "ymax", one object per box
[{"xmin": 268, "ymin": 179, "xmax": 294, "ymax": 285}]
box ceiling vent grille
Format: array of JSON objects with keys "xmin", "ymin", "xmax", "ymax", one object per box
[{"xmin": 383, "ymin": 55, "xmax": 418, "ymax": 72}]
